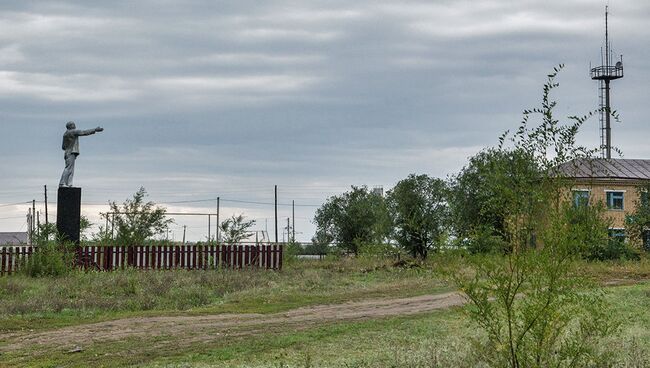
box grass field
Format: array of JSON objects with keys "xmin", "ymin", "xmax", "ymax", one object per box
[
  {"xmin": 1, "ymin": 255, "xmax": 649, "ymax": 367},
  {"xmin": 147, "ymin": 283, "xmax": 650, "ymax": 368},
  {"xmin": 0, "ymin": 256, "xmax": 452, "ymax": 332}
]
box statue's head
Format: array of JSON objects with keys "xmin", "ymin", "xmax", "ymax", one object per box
[{"xmin": 66, "ymin": 121, "xmax": 76, "ymax": 130}]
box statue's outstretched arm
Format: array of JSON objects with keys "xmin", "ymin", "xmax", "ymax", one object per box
[{"xmin": 75, "ymin": 127, "xmax": 104, "ymax": 136}]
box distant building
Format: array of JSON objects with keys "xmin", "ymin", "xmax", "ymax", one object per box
[
  {"xmin": 0, "ymin": 232, "xmax": 29, "ymax": 246},
  {"xmin": 372, "ymin": 186, "xmax": 384, "ymax": 197},
  {"xmin": 558, "ymin": 158, "xmax": 650, "ymax": 247}
]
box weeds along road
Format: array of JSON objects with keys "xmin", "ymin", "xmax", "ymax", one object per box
[{"xmin": 0, "ymin": 291, "xmax": 465, "ymax": 354}]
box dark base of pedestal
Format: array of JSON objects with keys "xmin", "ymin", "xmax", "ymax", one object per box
[{"xmin": 57, "ymin": 187, "xmax": 81, "ymax": 246}]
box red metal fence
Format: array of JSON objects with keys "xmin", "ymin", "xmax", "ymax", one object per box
[{"xmin": 0, "ymin": 244, "xmax": 283, "ymax": 275}]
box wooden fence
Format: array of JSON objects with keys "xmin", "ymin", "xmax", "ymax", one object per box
[{"xmin": 0, "ymin": 244, "xmax": 283, "ymax": 275}]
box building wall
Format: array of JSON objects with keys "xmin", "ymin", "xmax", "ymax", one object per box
[{"xmin": 570, "ymin": 179, "xmax": 645, "ymax": 229}]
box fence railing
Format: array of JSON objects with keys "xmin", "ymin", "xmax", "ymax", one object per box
[{"xmin": 0, "ymin": 244, "xmax": 283, "ymax": 275}]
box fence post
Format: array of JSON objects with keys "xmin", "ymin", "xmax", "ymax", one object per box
[
  {"xmin": 180, "ymin": 245, "xmax": 185, "ymax": 269},
  {"xmin": 88, "ymin": 246, "xmax": 94, "ymax": 270},
  {"xmin": 259, "ymin": 245, "xmax": 263, "ymax": 268},
  {"xmin": 28, "ymin": 246, "xmax": 34, "ymax": 268},
  {"xmin": 194, "ymin": 245, "xmax": 199, "ymax": 270},
  {"xmin": 252, "ymin": 245, "xmax": 258, "ymax": 268},
  {"xmin": 7, "ymin": 247, "xmax": 13, "ymax": 275},
  {"xmin": 271, "ymin": 244, "xmax": 276, "ymax": 269},
  {"xmin": 159, "ymin": 246, "xmax": 164, "ymax": 269},
  {"xmin": 197, "ymin": 245, "xmax": 203, "ymax": 270},
  {"xmin": 109, "ymin": 246, "xmax": 114, "ymax": 271},
  {"xmin": 1, "ymin": 248, "xmax": 5, "ymax": 275},
  {"xmin": 242, "ymin": 245, "xmax": 246, "ymax": 268}
]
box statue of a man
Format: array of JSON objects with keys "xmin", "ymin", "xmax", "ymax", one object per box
[{"xmin": 59, "ymin": 121, "xmax": 104, "ymax": 187}]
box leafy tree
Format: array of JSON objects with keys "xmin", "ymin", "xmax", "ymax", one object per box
[
  {"xmin": 33, "ymin": 222, "xmax": 57, "ymax": 245},
  {"xmin": 449, "ymin": 148, "xmax": 540, "ymax": 245},
  {"xmin": 313, "ymin": 186, "xmax": 390, "ymax": 255},
  {"xmin": 219, "ymin": 214, "xmax": 255, "ymax": 244},
  {"xmin": 109, "ymin": 187, "xmax": 173, "ymax": 245},
  {"xmin": 626, "ymin": 183, "xmax": 650, "ymax": 251},
  {"xmin": 80, "ymin": 215, "xmax": 92, "ymax": 242},
  {"xmin": 386, "ymin": 174, "xmax": 448, "ymax": 259}
]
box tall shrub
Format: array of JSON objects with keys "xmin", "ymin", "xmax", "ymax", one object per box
[{"xmin": 455, "ymin": 66, "xmax": 618, "ymax": 367}]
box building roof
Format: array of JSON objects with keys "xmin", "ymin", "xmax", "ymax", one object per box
[
  {"xmin": 0, "ymin": 232, "xmax": 28, "ymax": 245},
  {"xmin": 557, "ymin": 158, "xmax": 650, "ymax": 180}
]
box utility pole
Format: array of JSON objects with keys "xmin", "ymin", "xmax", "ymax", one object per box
[
  {"xmin": 208, "ymin": 214, "xmax": 211, "ymax": 242},
  {"xmin": 182, "ymin": 225, "xmax": 187, "ymax": 245},
  {"xmin": 216, "ymin": 197, "xmax": 220, "ymax": 244},
  {"xmin": 44, "ymin": 185, "xmax": 49, "ymax": 226},
  {"xmin": 32, "ymin": 199, "xmax": 36, "ymax": 238},
  {"xmin": 287, "ymin": 217, "xmax": 290, "ymax": 244},
  {"xmin": 292, "ymin": 200, "xmax": 295, "ymax": 243},
  {"xmin": 274, "ymin": 185, "xmax": 278, "ymax": 244},
  {"xmin": 37, "ymin": 211, "xmax": 40, "ymax": 237},
  {"xmin": 27, "ymin": 208, "xmax": 32, "ymax": 244}
]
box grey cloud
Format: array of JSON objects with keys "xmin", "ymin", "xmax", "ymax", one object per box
[{"xmin": 1, "ymin": 0, "xmax": 649, "ymax": 240}]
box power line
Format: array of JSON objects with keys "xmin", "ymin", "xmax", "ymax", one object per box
[
  {"xmin": 31, "ymin": 198, "xmax": 322, "ymax": 207},
  {"xmin": 0, "ymin": 216, "xmax": 26, "ymax": 221},
  {"xmin": 0, "ymin": 201, "xmax": 31, "ymax": 208},
  {"xmin": 12, "ymin": 196, "xmax": 323, "ymax": 217},
  {"xmin": 220, "ymin": 198, "xmax": 320, "ymax": 207}
]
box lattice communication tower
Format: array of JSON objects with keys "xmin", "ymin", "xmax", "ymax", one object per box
[{"xmin": 590, "ymin": 6, "xmax": 624, "ymax": 159}]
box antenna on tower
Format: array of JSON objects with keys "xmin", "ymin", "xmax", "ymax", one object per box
[{"xmin": 590, "ymin": 6, "xmax": 623, "ymax": 159}]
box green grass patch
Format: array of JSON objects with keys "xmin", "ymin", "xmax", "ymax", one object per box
[
  {"xmin": 2, "ymin": 256, "xmax": 650, "ymax": 367},
  {"xmin": 2, "ymin": 283, "xmax": 647, "ymax": 367},
  {"xmin": 0, "ymin": 257, "xmax": 451, "ymax": 333}
]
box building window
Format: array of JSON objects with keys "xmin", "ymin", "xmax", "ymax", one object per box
[
  {"xmin": 606, "ymin": 191, "xmax": 624, "ymax": 210},
  {"xmin": 572, "ymin": 190, "xmax": 589, "ymax": 207},
  {"xmin": 644, "ymin": 230, "xmax": 650, "ymax": 251},
  {"xmin": 608, "ymin": 228, "xmax": 626, "ymax": 243},
  {"xmin": 641, "ymin": 192, "xmax": 649, "ymax": 207}
]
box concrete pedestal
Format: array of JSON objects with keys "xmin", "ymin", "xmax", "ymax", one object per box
[{"xmin": 57, "ymin": 187, "xmax": 81, "ymax": 246}]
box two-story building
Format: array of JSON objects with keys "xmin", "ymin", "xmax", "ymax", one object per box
[{"xmin": 558, "ymin": 158, "xmax": 650, "ymax": 247}]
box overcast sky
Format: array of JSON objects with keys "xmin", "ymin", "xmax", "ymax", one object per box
[{"xmin": 1, "ymin": 0, "xmax": 649, "ymax": 241}]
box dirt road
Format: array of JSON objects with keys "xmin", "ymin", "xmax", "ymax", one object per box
[{"xmin": 0, "ymin": 292, "xmax": 465, "ymax": 354}]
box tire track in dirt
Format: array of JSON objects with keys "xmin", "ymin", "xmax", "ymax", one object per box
[{"xmin": 0, "ymin": 291, "xmax": 465, "ymax": 353}]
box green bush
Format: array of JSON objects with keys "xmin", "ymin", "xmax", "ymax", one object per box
[
  {"xmin": 584, "ymin": 239, "xmax": 640, "ymax": 262},
  {"xmin": 19, "ymin": 241, "xmax": 74, "ymax": 277},
  {"xmin": 461, "ymin": 226, "xmax": 509, "ymax": 254},
  {"xmin": 303, "ymin": 242, "xmax": 330, "ymax": 255},
  {"xmin": 284, "ymin": 241, "xmax": 304, "ymax": 256},
  {"xmin": 357, "ymin": 243, "xmax": 399, "ymax": 259}
]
